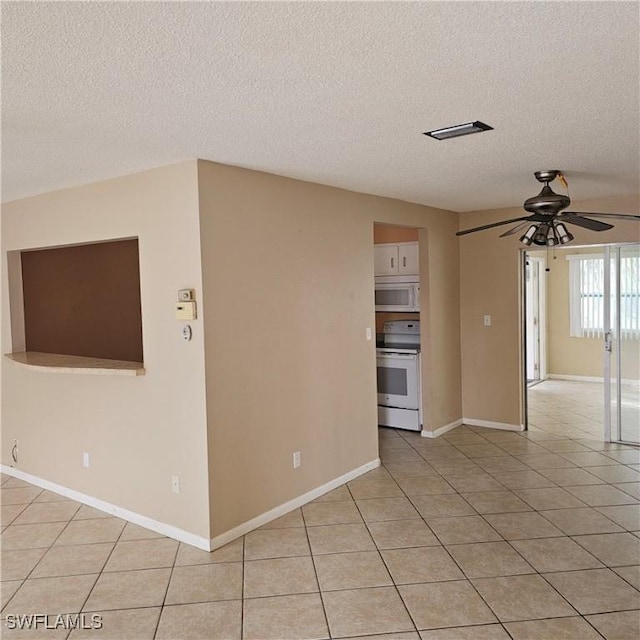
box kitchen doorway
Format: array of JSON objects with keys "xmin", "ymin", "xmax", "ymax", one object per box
[{"xmin": 373, "ymin": 223, "xmax": 423, "ymax": 432}]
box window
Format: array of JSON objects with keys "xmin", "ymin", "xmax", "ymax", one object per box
[{"xmin": 568, "ymin": 253, "xmax": 640, "ymax": 339}]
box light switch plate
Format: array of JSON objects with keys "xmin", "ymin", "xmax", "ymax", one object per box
[{"xmin": 175, "ymin": 301, "xmax": 197, "ymax": 320}]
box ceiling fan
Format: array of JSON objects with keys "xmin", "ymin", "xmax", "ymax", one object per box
[{"xmin": 457, "ymin": 170, "xmax": 640, "ymax": 246}]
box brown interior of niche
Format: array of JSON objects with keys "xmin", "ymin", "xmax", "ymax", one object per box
[
  {"xmin": 21, "ymin": 239, "xmax": 143, "ymax": 362},
  {"xmin": 374, "ymin": 224, "xmax": 419, "ymax": 244}
]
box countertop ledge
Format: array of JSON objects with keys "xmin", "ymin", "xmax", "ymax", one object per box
[{"xmin": 4, "ymin": 352, "xmax": 145, "ymax": 376}]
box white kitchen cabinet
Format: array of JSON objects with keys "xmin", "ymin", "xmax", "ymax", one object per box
[
  {"xmin": 374, "ymin": 244, "xmax": 399, "ymax": 276},
  {"xmin": 374, "ymin": 242, "xmax": 419, "ymax": 276}
]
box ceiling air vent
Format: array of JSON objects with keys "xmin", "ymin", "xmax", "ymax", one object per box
[{"xmin": 423, "ymin": 121, "xmax": 493, "ymax": 140}]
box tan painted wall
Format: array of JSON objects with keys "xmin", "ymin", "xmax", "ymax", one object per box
[
  {"xmin": 460, "ymin": 195, "xmax": 640, "ymax": 425},
  {"xmin": 197, "ymin": 160, "xmax": 461, "ymax": 537},
  {"xmin": 531, "ymin": 247, "xmax": 640, "ymax": 380},
  {"xmin": 1, "ymin": 162, "xmax": 211, "ymax": 539}
]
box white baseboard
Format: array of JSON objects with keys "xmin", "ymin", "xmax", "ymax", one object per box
[
  {"xmin": 0, "ymin": 464, "xmax": 211, "ymax": 551},
  {"xmin": 208, "ymin": 458, "xmax": 380, "ymax": 551},
  {"xmin": 422, "ymin": 419, "xmax": 463, "ymax": 438},
  {"xmin": 548, "ymin": 374, "xmax": 640, "ymax": 386},
  {"xmin": 3, "ymin": 458, "xmax": 381, "ymax": 553},
  {"xmin": 548, "ymin": 374, "xmax": 603, "ymax": 383},
  {"xmin": 462, "ymin": 418, "xmax": 525, "ymax": 432}
]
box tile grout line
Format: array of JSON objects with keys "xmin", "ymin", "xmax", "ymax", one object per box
[
  {"xmin": 75, "ymin": 509, "xmax": 132, "ymax": 634},
  {"xmin": 240, "ymin": 534, "xmax": 245, "ymax": 640},
  {"xmin": 2, "ymin": 494, "xmax": 86, "ymax": 615},
  {"xmin": 395, "ymin": 437, "xmax": 527, "ymax": 633},
  {"xmin": 346, "ymin": 479, "xmax": 420, "ymax": 637},
  {"xmin": 150, "ymin": 536, "xmax": 181, "ymax": 640},
  {"xmin": 392, "ymin": 429, "xmax": 637, "ymax": 635},
  {"xmin": 300, "ymin": 504, "xmax": 332, "ymax": 640}
]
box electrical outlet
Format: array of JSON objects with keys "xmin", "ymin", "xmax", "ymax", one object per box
[
  {"xmin": 484, "ymin": 315, "xmax": 492, "ymax": 326},
  {"xmin": 82, "ymin": 452, "xmax": 90, "ymax": 468},
  {"xmin": 171, "ymin": 475, "xmax": 180, "ymax": 494},
  {"xmin": 293, "ymin": 451, "xmax": 301, "ymax": 469}
]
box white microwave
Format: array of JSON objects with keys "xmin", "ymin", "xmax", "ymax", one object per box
[{"xmin": 375, "ymin": 276, "xmax": 420, "ymax": 312}]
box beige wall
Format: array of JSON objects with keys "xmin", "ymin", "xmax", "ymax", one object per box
[
  {"xmin": 1, "ymin": 158, "xmax": 463, "ymax": 544},
  {"xmin": 460, "ymin": 195, "xmax": 640, "ymax": 426},
  {"xmin": 531, "ymin": 247, "xmax": 640, "ymax": 380},
  {"xmin": 197, "ymin": 160, "xmax": 461, "ymax": 537},
  {"xmin": 1, "ymin": 162, "xmax": 212, "ymax": 539}
]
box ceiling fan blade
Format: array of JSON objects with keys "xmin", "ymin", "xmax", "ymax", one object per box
[
  {"xmin": 456, "ymin": 216, "xmax": 532, "ymax": 237},
  {"xmin": 499, "ymin": 221, "xmax": 532, "ymax": 237},
  {"xmin": 564, "ymin": 211, "xmax": 640, "ymax": 221},
  {"xmin": 558, "ymin": 212, "xmax": 613, "ymax": 231}
]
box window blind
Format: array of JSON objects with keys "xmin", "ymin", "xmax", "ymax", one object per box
[{"xmin": 567, "ymin": 254, "xmax": 639, "ymax": 340}]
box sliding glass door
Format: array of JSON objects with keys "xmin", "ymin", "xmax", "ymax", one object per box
[{"xmin": 605, "ymin": 245, "xmax": 640, "ymax": 445}]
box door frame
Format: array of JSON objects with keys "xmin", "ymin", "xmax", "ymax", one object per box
[
  {"xmin": 524, "ymin": 255, "xmax": 547, "ymax": 385},
  {"xmin": 520, "ymin": 241, "xmax": 639, "ymax": 437}
]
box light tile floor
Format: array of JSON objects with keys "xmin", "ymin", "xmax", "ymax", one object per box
[
  {"xmin": 528, "ymin": 378, "xmax": 640, "ymax": 443},
  {"xmin": 1, "ymin": 422, "xmax": 639, "ymax": 639}
]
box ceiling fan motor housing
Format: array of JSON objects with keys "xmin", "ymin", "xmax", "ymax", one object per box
[{"xmin": 523, "ymin": 185, "xmax": 571, "ymax": 215}]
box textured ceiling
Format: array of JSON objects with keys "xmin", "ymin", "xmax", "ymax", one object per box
[{"xmin": 2, "ymin": 2, "xmax": 639, "ymax": 210}]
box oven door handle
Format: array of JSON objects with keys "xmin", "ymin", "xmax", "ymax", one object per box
[{"xmin": 377, "ymin": 353, "xmax": 417, "ymax": 360}]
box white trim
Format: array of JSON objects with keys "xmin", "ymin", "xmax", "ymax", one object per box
[
  {"xmin": 421, "ymin": 419, "xmax": 462, "ymax": 438},
  {"xmin": 462, "ymin": 418, "xmax": 525, "ymax": 432},
  {"xmin": 0, "ymin": 464, "xmax": 210, "ymax": 550},
  {"xmin": 2, "ymin": 458, "xmax": 381, "ymax": 553},
  {"xmin": 548, "ymin": 373, "xmax": 640, "ymax": 387},
  {"xmin": 566, "ymin": 253, "xmax": 605, "ymax": 260},
  {"xmin": 549, "ymin": 373, "xmax": 603, "ymax": 383},
  {"xmin": 209, "ymin": 458, "xmax": 380, "ymax": 551}
]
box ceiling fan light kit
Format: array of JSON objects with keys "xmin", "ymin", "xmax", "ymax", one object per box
[
  {"xmin": 556, "ymin": 222, "xmax": 574, "ymax": 244},
  {"xmin": 519, "ymin": 225, "xmax": 538, "ymax": 245},
  {"xmin": 457, "ymin": 170, "xmax": 640, "ymax": 245}
]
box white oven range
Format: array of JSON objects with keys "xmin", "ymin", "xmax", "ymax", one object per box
[{"xmin": 376, "ymin": 320, "xmax": 422, "ymax": 431}]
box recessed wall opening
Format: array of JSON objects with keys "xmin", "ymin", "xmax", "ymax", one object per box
[
  {"xmin": 10, "ymin": 238, "xmax": 143, "ymax": 363},
  {"xmin": 373, "ymin": 222, "xmax": 425, "ymax": 433}
]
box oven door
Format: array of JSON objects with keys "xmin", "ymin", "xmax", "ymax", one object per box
[{"xmin": 376, "ymin": 352, "xmax": 420, "ymax": 409}]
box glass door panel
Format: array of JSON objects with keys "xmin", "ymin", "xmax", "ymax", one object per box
[{"xmin": 606, "ymin": 245, "xmax": 640, "ymax": 445}]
